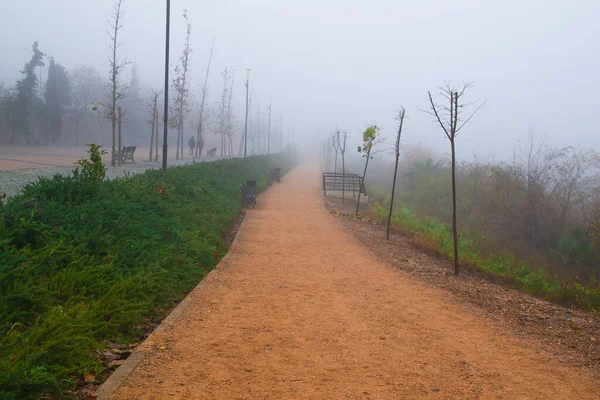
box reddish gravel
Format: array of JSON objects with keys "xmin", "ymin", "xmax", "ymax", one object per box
[{"xmin": 110, "ymin": 163, "xmax": 600, "ymax": 400}]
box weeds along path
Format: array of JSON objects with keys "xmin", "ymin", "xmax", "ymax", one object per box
[{"xmin": 110, "ymin": 163, "xmax": 599, "ymax": 399}]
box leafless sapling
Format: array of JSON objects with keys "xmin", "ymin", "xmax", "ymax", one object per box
[
  {"xmin": 424, "ymin": 81, "xmax": 486, "ymax": 275},
  {"xmin": 170, "ymin": 9, "xmax": 192, "ymax": 160},
  {"xmin": 225, "ymin": 68, "xmax": 235, "ymax": 158},
  {"xmin": 387, "ymin": 108, "xmax": 405, "ymax": 240},
  {"xmin": 336, "ymin": 129, "xmax": 348, "ymax": 204},
  {"xmin": 145, "ymin": 89, "xmax": 161, "ymax": 161},
  {"xmin": 107, "ymin": 0, "xmax": 130, "ymax": 166},
  {"xmin": 193, "ymin": 37, "xmax": 215, "ymax": 159},
  {"xmin": 70, "ymin": 65, "xmax": 102, "ymax": 146}
]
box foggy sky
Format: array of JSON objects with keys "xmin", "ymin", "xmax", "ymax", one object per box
[{"xmin": 2, "ymin": 0, "xmax": 599, "ymax": 160}]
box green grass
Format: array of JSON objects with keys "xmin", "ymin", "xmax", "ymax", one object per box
[
  {"xmin": 0, "ymin": 154, "xmax": 293, "ymax": 399},
  {"xmin": 371, "ymin": 203, "xmax": 600, "ymax": 314}
]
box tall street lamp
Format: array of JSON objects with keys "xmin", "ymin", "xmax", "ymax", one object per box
[
  {"xmin": 243, "ymin": 69, "xmax": 250, "ymax": 158},
  {"xmin": 162, "ymin": 0, "xmax": 171, "ymax": 170}
]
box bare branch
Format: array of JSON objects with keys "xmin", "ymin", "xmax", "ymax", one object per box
[
  {"xmin": 427, "ymin": 91, "xmax": 450, "ymax": 140},
  {"xmin": 456, "ymin": 99, "xmax": 488, "ymax": 133}
]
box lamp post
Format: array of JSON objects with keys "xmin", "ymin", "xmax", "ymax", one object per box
[
  {"xmin": 267, "ymin": 102, "xmax": 271, "ymax": 155},
  {"xmin": 243, "ymin": 69, "xmax": 250, "ymax": 158},
  {"xmin": 162, "ymin": 0, "xmax": 171, "ymax": 170}
]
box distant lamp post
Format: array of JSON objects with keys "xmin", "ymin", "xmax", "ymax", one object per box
[
  {"xmin": 162, "ymin": 0, "xmax": 171, "ymax": 170},
  {"xmin": 243, "ymin": 69, "xmax": 250, "ymax": 158}
]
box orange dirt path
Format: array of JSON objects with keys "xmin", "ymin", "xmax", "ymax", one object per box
[{"xmin": 111, "ymin": 163, "xmax": 599, "ymax": 399}]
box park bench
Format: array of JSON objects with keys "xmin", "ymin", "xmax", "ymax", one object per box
[
  {"xmin": 271, "ymin": 168, "xmax": 281, "ymax": 183},
  {"xmin": 322, "ymin": 172, "xmax": 366, "ymax": 197},
  {"xmin": 206, "ymin": 148, "xmax": 217, "ymax": 157},
  {"xmin": 240, "ymin": 181, "xmax": 256, "ymax": 208},
  {"xmin": 25, "ymin": 137, "xmax": 40, "ymax": 145},
  {"xmin": 113, "ymin": 146, "xmax": 136, "ymax": 164}
]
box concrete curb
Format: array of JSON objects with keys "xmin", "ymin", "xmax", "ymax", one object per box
[{"xmin": 94, "ymin": 215, "xmax": 247, "ymax": 400}]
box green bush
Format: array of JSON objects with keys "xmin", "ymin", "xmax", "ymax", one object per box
[{"xmin": 0, "ymin": 154, "xmax": 293, "ymax": 399}]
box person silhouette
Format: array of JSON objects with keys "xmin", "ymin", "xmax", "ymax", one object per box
[{"xmin": 188, "ymin": 136, "xmax": 196, "ymax": 156}]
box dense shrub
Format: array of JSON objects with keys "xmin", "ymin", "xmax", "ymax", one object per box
[{"xmin": 0, "ymin": 154, "xmax": 293, "ymax": 399}]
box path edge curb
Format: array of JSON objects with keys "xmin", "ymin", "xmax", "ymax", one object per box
[{"xmin": 94, "ymin": 214, "xmax": 248, "ymax": 400}]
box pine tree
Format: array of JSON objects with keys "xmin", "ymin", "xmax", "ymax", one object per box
[{"xmin": 44, "ymin": 57, "xmax": 71, "ymax": 144}]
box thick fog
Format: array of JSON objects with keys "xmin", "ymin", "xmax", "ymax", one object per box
[{"xmin": 1, "ymin": 0, "xmax": 598, "ymax": 159}]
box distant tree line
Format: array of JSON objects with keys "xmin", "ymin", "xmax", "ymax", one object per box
[{"xmin": 0, "ymin": 1, "xmax": 286, "ymax": 161}]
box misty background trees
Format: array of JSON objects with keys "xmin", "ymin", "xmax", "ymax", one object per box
[
  {"xmin": 353, "ymin": 129, "xmax": 600, "ymax": 281},
  {"xmin": 0, "ymin": 3, "xmax": 288, "ymax": 159}
]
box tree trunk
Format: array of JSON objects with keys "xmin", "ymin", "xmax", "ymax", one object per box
[
  {"xmin": 74, "ymin": 120, "xmax": 79, "ymax": 147},
  {"xmin": 149, "ymin": 103, "xmax": 156, "ymax": 162},
  {"xmin": 195, "ymin": 118, "xmax": 202, "ymax": 159},
  {"xmin": 451, "ymin": 138, "xmax": 459, "ymax": 275},
  {"xmin": 154, "ymin": 107, "xmax": 159, "ymax": 162},
  {"xmin": 355, "ymin": 149, "xmax": 371, "ymax": 216},
  {"xmin": 387, "ymin": 151, "xmax": 400, "ymax": 240},
  {"xmin": 342, "ymin": 152, "xmax": 345, "ymax": 204},
  {"xmin": 180, "ymin": 121, "xmax": 184, "ymax": 158},
  {"xmin": 111, "ymin": 110, "xmax": 116, "ymax": 166},
  {"xmin": 117, "ymin": 106, "xmax": 122, "ymax": 166},
  {"xmin": 176, "ymin": 126, "xmax": 180, "ymax": 159}
]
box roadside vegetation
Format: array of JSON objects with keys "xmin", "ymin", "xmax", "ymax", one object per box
[
  {"xmin": 0, "ymin": 146, "xmax": 293, "ymax": 399},
  {"xmin": 369, "ymin": 202, "xmax": 600, "ymax": 313},
  {"xmin": 364, "ymin": 132, "xmax": 600, "ymax": 314}
]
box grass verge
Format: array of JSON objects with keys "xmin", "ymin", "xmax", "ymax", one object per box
[
  {"xmin": 0, "ymin": 154, "xmax": 293, "ymax": 399},
  {"xmin": 370, "ymin": 203, "xmax": 600, "ymax": 314}
]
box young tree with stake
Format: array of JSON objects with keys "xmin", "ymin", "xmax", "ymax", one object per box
[
  {"xmin": 331, "ymin": 131, "xmax": 339, "ymax": 174},
  {"xmin": 335, "ymin": 129, "xmax": 348, "ymax": 204},
  {"xmin": 424, "ymin": 82, "xmax": 486, "ymax": 275},
  {"xmin": 145, "ymin": 89, "xmax": 160, "ymax": 161},
  {"xmin": 170, "ymin": 10, "xmax": 192, "ymax": 160},
  {"xmin": 216, "ymin": 67, "xmax": 230, "ymax": 157},
  {"xmin": 356, "ymin": 124, "xmax": 383, "ymax": 216},
  {"xmin": 193, "ymin": 37, "xmax": 215, "ymax": 159},
  {"xmin": 387, "ymin": 107, "xmax": 405, "ymax": 240},
  {"xmin": 70, "ymin": 65, "xmax": 102, "ymax": 146},
  {"xmin": 107, "ymin": 0, "xmax": 129, "ymax": 166}
]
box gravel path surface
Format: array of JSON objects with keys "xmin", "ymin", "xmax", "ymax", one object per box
[
  {"xmin": 109, "ymin": 163, "xmax": 599, "ymax": 400},
  {"xmin": 0, "ymin": 158, "xmax": 209, "ymax": 198}
]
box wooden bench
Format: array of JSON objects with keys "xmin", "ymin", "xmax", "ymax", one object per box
[
  {"xmin": 114, "ymin": 146, "xmax": 136, "ymax": 164},
  {"xmin": 240, "ymin": 182, "xmax": 256, "ymax": 208},
  {"xmin": 322, "ymin": 172, "xmax": 366, "ymax": 197},
  {"xmin": 271, "ymin": 168, "xmax": 281, "ymax": 183},
  {"xmin": 206, "ymin": 148, "xmax": 217, "ymax": 157}
]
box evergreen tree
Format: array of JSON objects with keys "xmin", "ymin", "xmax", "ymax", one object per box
[
  {"xmin": 44, "ymin": 57, "xmax": 71, "ymax": 143},
  {"xmin": 10, "ymin": 41, "xmax": 45, "ymax": 143}
]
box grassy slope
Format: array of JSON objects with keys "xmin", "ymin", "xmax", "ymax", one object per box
[
  {"xmin": 370, "ymin": 203, "xmax": 600, "ymax": 313},
  {"xmin": 0, "ymin": 155, "xmax": 291, "ymax": 399}
]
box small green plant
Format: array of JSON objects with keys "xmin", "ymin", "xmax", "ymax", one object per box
[
  {"xmin": 74, "ymin": 144, "xmax": 108, "ymax": 183},
  {"xmin": 355, "ymin": 125, "xmax": 383, "ymax": 216}
]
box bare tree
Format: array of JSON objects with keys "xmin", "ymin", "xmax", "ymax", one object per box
[
  {"xmin": 70, "ymin": 65, "xmax": 102, "ymax": 146},
  {"xmin": 145, "ymin": 89, "xmax": 160, "ymax": 161},
  {"xmin": 193, "ymin": 37, "xmax": 215, "ymax": 159},
  {"xmin": 106, "ymin": 0, "xmax": 130, "ymax": 166},
  {"xmin": 387, "ymin": 107, "xmax": 405, "ymax": 240},
  {"xmin": 170, "ymin": 9, "xmax": 192, "ymax": 160},
  {"xmin": 356, "ymin": 125, "xmax": 384, "ymax": 216},
  {"xmin": 225, "ymin": 68, "xmax": 235, "ymax": 158},
  {"xmin": 331, "ymin": 131, "xmax": 339, "ymax": 174},
  {"xmin": 424, "ymin": 81, "xmax": 486, "ymax": 274},
  {"xmin": 216, "ymin": 67, "xmax": 230, "ymax": 157},
  {"xmin": 335, "ymin": 129, "xmax": 348, "ymax": 204},
  {"xmin": 256, "ymin": 102, "xmax": 261, "ymax": 155}
]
